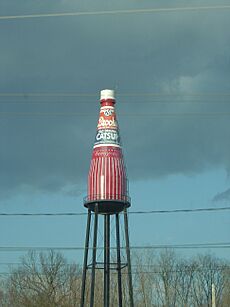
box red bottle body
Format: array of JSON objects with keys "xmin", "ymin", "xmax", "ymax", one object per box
[{"xmin": 85, "ymin": 90, "xmax": 130, "ymax": 212}]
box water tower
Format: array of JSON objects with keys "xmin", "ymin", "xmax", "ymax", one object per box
[{"xmin": 80, "ymin": 90, "xmax": 134, "ymax": 307}]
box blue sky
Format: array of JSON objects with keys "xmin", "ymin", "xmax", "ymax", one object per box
[
  {"xmin": 0, "ymin": 169, "xmax": 229, "ymax": 267},
  {"xmin": 0, "ymin": 0, "xmax": 230, "ymax": 269}
]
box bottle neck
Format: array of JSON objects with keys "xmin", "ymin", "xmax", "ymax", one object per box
[{"xmin": 100, "ymin": 98, "xmax": 116, "ymax": 107}]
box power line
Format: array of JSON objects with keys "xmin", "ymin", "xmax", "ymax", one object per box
[
  {"xmin": 0, "ymin": 212, "xmax": 86, "ymax": 216},
  {"xmin": 1, "ymin": 92, "xmax": 230, "ymax": 97},
  {"xmin": 129, "ymin": 243, "xmax": 230, "ymax": 250},
  {"xmin": 120, "ymin": 268, "xmax": 230, "ymax": 275},
  {"xmin": 1, "ymin": 112, "xmax": 230, "ymax": 117},
  {"xmin": 1, "ymin": 92, "xmax": 230, "ymax": 105},
  {"xmin": 1, "ymin": 99, "xmax": 230, "ymax": 104},
  {"xmin": 0, "ymin": 263, "xmax": 23, "ymax": 266},
  {"xmin": 129, "ymin": 206, "xmax": 230, "ymax": 215},
  {"xmin": 0, "ymin": 262, "xmax": 78, "ymax": 266},
  {"xmin": 0, "ymin": 206, "xmax": 229, "ymax": 216},
  {"xmin": 0, "ymin": 267, "xmax": 229, "ymax": 275},
  {"xmin": 0, "ymin": 267, "xmax": 229, "ymax": 276},
  {"xmin": 0, "ymin": 262, "xmax": 228, "ymax": 270},
  {"xmin": 0, "ymin": 5, "xmax": 230, "ymax": 21},
  {"xmin": 120, "ymin": 93, "xmax": 230, "ymax": 97},
  {"xmin": 0, "ymin": 93, "xmax": 97, "ymax": 97},
  {"xmin": 0, "ymin": 242, "xmax": 229, "ymax": 252}
]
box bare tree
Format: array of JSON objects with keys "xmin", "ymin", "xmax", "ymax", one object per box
[
  {"xmin": 6, "ymin": 251, "xmax": 81, "ymax": 307},
  {"xmin": 191, "ymin": 254, "xmax": 227, "ymax": 307},
  {"xmin": 133, "ymin": 250, "xmax": 156, "ymax": 307},
  {"xmin": 133, "ymin": 249, "xmax": 196, "ymax": 307},
  {"xmin": 156, "ymin": 249, "xmax": 181, "ymax": 307},
  {"xmin": 2, "ymin": 249, "xmax": 229, "ymax": 306},
  {"xmin": 175, "ymin": 259, "xmax": 197, "ymax": 307},
  {"xmin": 222, "ymin": 265, "xmax": 230, "ymax": 307}
]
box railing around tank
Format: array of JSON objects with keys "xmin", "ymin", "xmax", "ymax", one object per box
[{"xmin": 84, "ymin": 193, "xmax": 131, "ymax": 204}]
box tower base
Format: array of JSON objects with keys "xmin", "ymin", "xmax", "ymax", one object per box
[
  {"xmin": 80, "ymin": 206, "xmax": 134, "ymax": 307},
  {"xmin": 84, "ymin": 199, "xmax": 130, "ymax": 214}
]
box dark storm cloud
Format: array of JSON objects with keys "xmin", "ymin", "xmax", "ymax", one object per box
[
  {"xmin": 212, "ymin": 188, "xmax": 230, "ymax": 202},
  {"xmin": 1, "ymin": 0, "xmax": 230, "ymax": 197}
]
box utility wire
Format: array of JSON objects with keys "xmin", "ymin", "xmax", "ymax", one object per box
[
  {"xmin": 0, "ymin": 5, "xmax": 230, "ymax": 21},
  {"xmin": 0, "ymin": 112, "xmax": 230, "ymax": 117},
  {"xmin": 1, "ymin": 93, "xmax": 230, "ymax": 104},
  {"xmin": 129, "ymin": 206, "xmax": 230, "ymax": 215},
  {"xmin": 0, "ymin": 93, "xmax": 96, "ymax": 97},
  {"xmin": 0, "ymin": 267, "xmax": 229, "ymax": 275},
  {"xmin": 0, "ymin": 206, "xmax": 229, "ymax": 216},
  {"xmin": 0, "ymin": 271, "xmax": 229, "ymax": 276},
  {"xmin": 119, "ymin": 268, "xmax": 230, "ymax": 275},
  {"xmin": 0, "ymin": 242, "xmax": 229, "ymax": 252},
  {"xmin": 0, "ymin": 262, "xmax": 228, "ymax": 270},
  {"xmin": 1, "ymin": 99, "xmax": 230, "ymax": 104},
  {"xmin": 1, "ymin": 92, "xmax": 230, "ymax": 97}
]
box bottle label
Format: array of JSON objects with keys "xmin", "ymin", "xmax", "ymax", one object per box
[
  {"xmin": 94, "ymin": 105, "xmax": 121, "ymax": 148},
  {"xmin": 94, "ymin": 129, "xmax": 120, "ymax": 147},
  {"xmin": 97, "ymin": 106, "xmax": 118, "ymax": 130}
]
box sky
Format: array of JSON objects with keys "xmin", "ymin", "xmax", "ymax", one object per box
[{"xmin": 0, "ymin": 0, "xmax": 230, "ymax": 269}]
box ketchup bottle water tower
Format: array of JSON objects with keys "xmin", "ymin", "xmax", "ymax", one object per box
[{"xmin": 80, "ymin": 90, "xmax": 134, "ymax": 307}]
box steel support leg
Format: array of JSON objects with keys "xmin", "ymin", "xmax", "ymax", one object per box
[
  {"xmin": 104, "ymin": 214, "xmax": 110, "ymax": 307},
  {"xmin": 90, "ymin": 205, "xmax": 99, "ymax": 307},
  {"xmin": 116, "ymin": 213, "xmax": 123, "ymax": 307},
  {"xmin": 124, "ymin": 208, "xmax": 134, "ymax": 307},
  {"xmin": 104, "ymin": 215, "xmax": 106, "ymax": 306},
  {"xmin": 80, "ymin": 209, "xmax": 91, "ymax": 307}
]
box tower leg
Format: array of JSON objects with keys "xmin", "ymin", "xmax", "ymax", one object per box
[
  {"xmin": 124, "ymin": 208, "xmax": 134, "ymax": 307},
  {"xmin": 80, "ymin": 209, "xmax": 91, "ymax": 307},
  {"xmin": 116, "ymin": 213, "xmax": 123, "ymax": 307},
  {"xmin": 104, "ymin": 214, "xmax": 110, "ymax": 307},
  {"xmin": 90, "ymin": 205, "xmax": 99, "ymax": 307}
]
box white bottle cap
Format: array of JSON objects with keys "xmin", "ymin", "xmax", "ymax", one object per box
[{"xmin": 100, "ymin": 89, "xmax": 115, "ymax": 100}]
